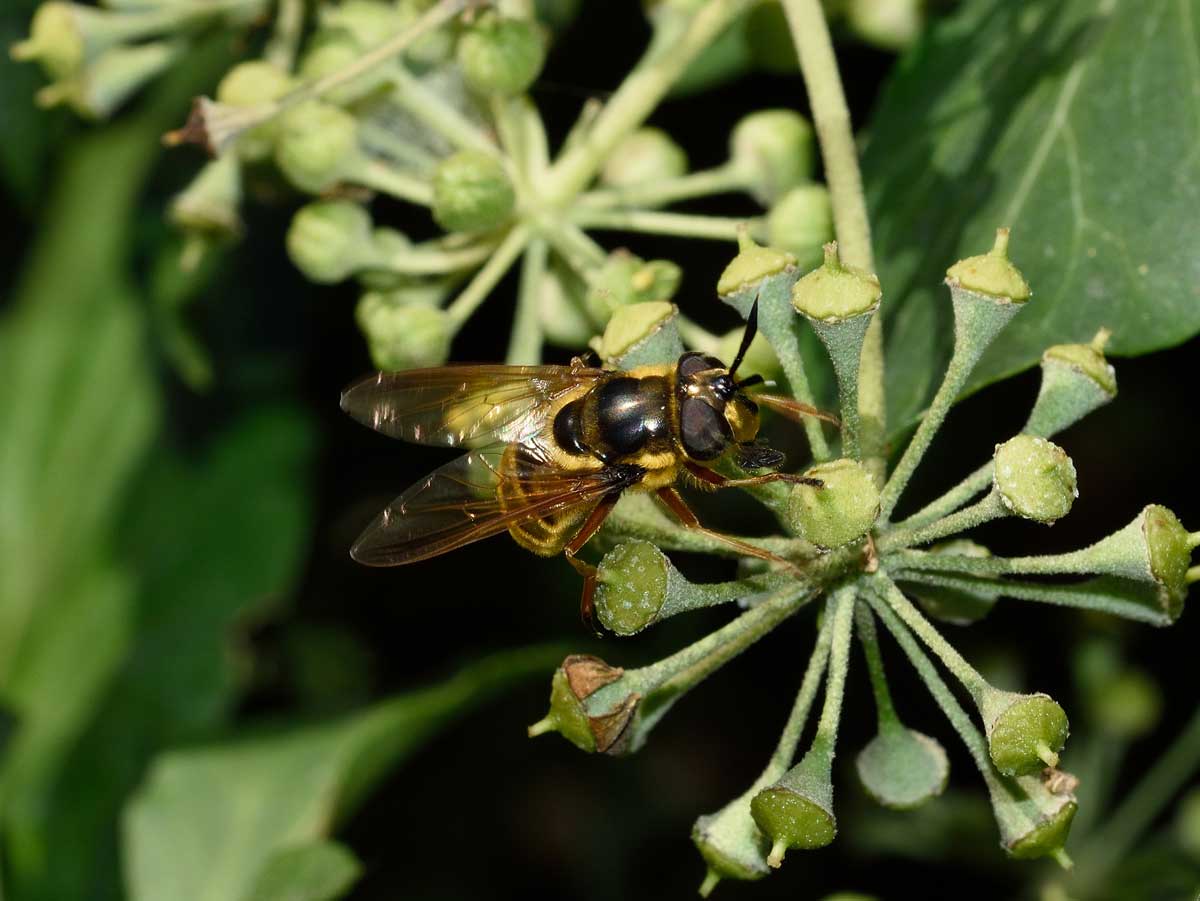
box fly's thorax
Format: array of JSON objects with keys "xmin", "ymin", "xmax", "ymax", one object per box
[
  {"xmin": 552, "ymin": 368, "xmax": 675, "ymax": 465},
  {"xmin": 674, "ymin": 352, "xmax": 761, "ymax": 461}
]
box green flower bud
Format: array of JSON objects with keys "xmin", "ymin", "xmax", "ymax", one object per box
[
  {"xmin": 1144, "ymin": 505, "xmax": 1192, "ymax": 608},
  {"xmin": 287, "ymin": 200, "xmax": 378, "ymax": 284},
  {"xmin": 844, "ymin": 0, "xmax": 923, "ymax": 51},
  {"xmin": 585, "ymin": 251, "xmax": 682, "ymax": 325},
  {"xmin": 729, "ymin": 109, "xmax": 815, "ymax": 204},
  {"xmin": 527, "ymin": 654, "xmax": 625, "ymax": 752},
  {"xmin": 946, "ymin": 228, "xmax": 1030, "ymax": 303},
  {"xmin": 431, "ymin": 150, "xmax": 516, "ymax": 233},
  {"xmin": 791, "ymin": 243, "xmax": 882, "ymax": 322},
  {"xmin": 600, "ymin": 127, "xmax": 688, "ymax": 187},
  {"xmin": 994, "ymin": 772, "xmax": 1077, "ymax": 863},
  {"xmin": 12, "ymin": 2, "xmax": 114, "ymax": 79},
  {"xmin": 716, "ymin": 230, "xmax": 796, "ymax": 297},
  {"xmin": 992, "ymin": 435, "xmax": 1077, "ymax": 524},
  {"xmin": 169, "ymin": 152, "xmax": 242, "ymax": 239},
  {"xmin": 217, "ymin": 60, "xmax": 294, "ymax": 162},
  {"xmin": 981, "ymin": 688, "xmax": 1070, "ymax": 777},
  {"xmin": 394, "ymin": 0, "xmax": 456, "ymax": 69},
  {"xmin": 786, "ymin": 459, "xmax": 880, "ymax": 549},
  {"xmin": 692, "ymin": 794, "xmax": 770, "ymax": 892},
  {"xmin": 717, "ymin": 327, "xmax": 782, "ymax": 384},
  {"xmin": 590, "ymin": 301, "xmax": 683, "ymax": 368},
  {"xmin": 856, "ymin": 727, "xmax": 949, "ymax": 810},
  {"xmin": 356, "ymin": 228, "xmax": 413, "ymax": 291},
  {"xmin": 36, "ymin": 39, "xmax": 180, "ymax": 119},
  {"xmin": 750, "ymin": 746, "xmax": 836, "ymax": 864},
  {"xmin": 299, "ymin": 30, "xmax": 390, "ymax": 106},
  {"xmin": 319, "ymin": 0, "xmax": 403, "ymax": 48},
  {"xmin": 903, "ymin": 540, "xmax": 999, "ymax": 625},
  {"xmin": 767, "ymin": 184, "xmax": 833, "ymax": 271},
  {"xmin": 1175, "ymin": 788, "xmax": 1200, "ymax": 861},
  {"xmin": 355, "ymin": 293, "xmax": 453, "ymax": 370},
  {"xmin": 274, "ymin": 100, "xmax": 359, "ymax": 193},
  {"xmin": 457, "ymin": 13, "xmax": 546, "ymax": 97},
  {"xmin": 595, "ymin": 541, "xmax": 669, "ymax": 636},
  {"xmin": 1024, "ymin": 329, "xmax": 1117, "ymax": 438},
  {"xmin": 538, "ymin": 262, "xmax": 594, "ymax": 347}
]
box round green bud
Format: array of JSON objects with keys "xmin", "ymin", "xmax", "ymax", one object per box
[
  {"xmin": 844, "ymin": 0, "xmax": 923, "ymax": 51},
  {"xmin": 431, "ymin": 150, "xmax": 516, "ymax": 233},
  {"xmin": 585, "ymin": 251, "xmax": 682, "ymax": 325},
  {"xmin": 791, "ymin": 243, "xmax": 882, "ymax": 322},
  {"xmin": 856, "ymin": 728, "xmax": 949, "ymax": 810},
  {"xmin": 751, "ymin": 753, "xmax": 837, "ymax": 867},
  {"xmin": 356, "ymin": 294, "xmax": 452, "ymax": 370},
  {"xmin": 11, "ymin": 2, "xmax": 92, "ymax": 80},
  {"xmin": 456, "ymin": 13, "xmax": 546, "ymax": 97},
  {"xmin": 946, "ymin": 228, "xmax": 1031, "ymax": 302},
  {"xmin": 319, "ymin": 0, "xmax": 403, "ymax": 47},
  {"xmin": 1142, "ymin": 504, "xmax": 1191, "ymax": 609},
  {"xmin": 717, "ymin": 327, "xmax": 782, "ymax": 384},
  {"xmin": 1006, "ymin": 799, "xmax": 1077, "ymax": 861},
  {"xmin": 216, "ymin": 60, "xmax": 293, "ymax": 162},
  {"xmin": 716, "ymin": 230, "xmax": 796, "ymax": 297},
  {"xmin": 767, "ymin": 184, "xmax": 834, "ymax": 271},
  {"xmin": 538, "ymin": 264, "xmax": 594, "ymax": 347},
  {"xmin": 729, "ymin": 109, "xmax": 815, "ymax": 204},
  {"xmin": 286, "ymin": 200, "xmax": 375, "ymax": 284},
  {"xmin": 275, "ymin": 100, "xmax": 358, "ymax": 193},
  {"xmin": 394, "ymin": 0, "xmax": 456, "ymax": 69},
  {"xmin": 983, "ymin": 690, "xmax": 1070, "ymax": 777},
  {"xmin": 299, "ymin": 30, "xmax": 389, "ymax": 106},
  {"xmin": 595, "ymin": 540, "xmax": 670, "ymax": 636},
  {"xmin": 591, "ymin": 301, "xmax": 677, "ymax": 363},
  {"xmin": 1042, "ymin": 328, "xmax": 1116, "ymax": 396},
  {"xmin": 601, "ymin": 127, "xmax": 688, "ymax": 187},
  {"xmin": 356, "ymin": 228, "xmax": 413, "ymax": 291},
  {"xmin": 786, "ymin": 458, "xmax": 880, "ymax": 549},
  {"xmin": 993, "ymin": 435, "xmax": 1077, "ymax": 524},
  {"xmin": 169, "ymin": 153, "xmax": 241, "ymax": 238}
]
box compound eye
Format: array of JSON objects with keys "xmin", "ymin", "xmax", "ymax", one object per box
[
  {"xmin": 680, "ymin": 397, "xmax": 732, "ymax": 460},
  {"xmin": 677, "ymin": 352, "xmax": 710, "ymax": 381}
]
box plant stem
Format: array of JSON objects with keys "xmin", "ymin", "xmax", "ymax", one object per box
[
  {"xmin": 855, "ymin": 603, "xmax": 899, "ymax": 731},
  {"xmin": 781, "ymin": 0, "xmax": 884, "ymax": 480},
  {"xmin": 571, "ymin": 208, "xmax": 763, "ymax": 242},
  {"xmin": 507, "ymin": 237, "xmax": 546, "ymax": 363},
  {"xmin": 357, "ymin": 158, "xmax": 434, "ymax": 206},
  {"xmin": 812, "ymin": 585, "xmax": 857, "ymax": 747},
  {"xmin": 357, "ymin": 118, "xmax": 440, "ymax": 172},
  {"xmin": 894, "ymin": 460, "xmax": 993, "ymax": 531},
  {"xmin": 539, "ymin": 222, "xmax": 606, "ymax": 279},
  {"xmin": 876, "ymin": 491, "xmax": 1007, "ymax": 553},
  {"xmin": 578, "ymin": 165, "xmax": 749, "ymax": 210},
  {"xmin": 869, "ymin": 573, "xmax": 988, "ymax": 701},
  {"xmin": 1072, "ymin": 703, "xmax": 1200, "ymax": 893},
  {"xmin": 445, "ymin": 224, "xmax": 530, "ymax": 327},
  {"xmin": 541, "ymin": 0, "xmax": 753, "ymax": 204},
  {"xmin": 767, "ymin": 606, "xmax": 835, "ymax": 772},
  {"xmin": 381, "ymin": 238, "xmax": 498, "ymax": 275},
  {"xmin": 387, "ymin": 65, "xmax": 499, "ymax": 157},
  {"xmin": 263, "ymin": 0, "xmax": 304, "ymax": 70}
]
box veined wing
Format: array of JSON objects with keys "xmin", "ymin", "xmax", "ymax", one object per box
[
  {"xmin": 340, "ymin": 364, "xmax": 606, "ymax": 448},
  {"xmin": 350, "ymin": 444, "xmax": 643, "ymax": 566}
]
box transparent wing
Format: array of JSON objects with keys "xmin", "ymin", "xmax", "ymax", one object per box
[
  {"xmin": 350, "ymin": 443, "xmax": 640, "ymax": 566},
  {"xmin": 340, "ymin": 365, "xmax": 606, "ymax": 449}
]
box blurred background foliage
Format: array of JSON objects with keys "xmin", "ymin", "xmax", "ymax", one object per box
[{"xmin": 2, "ymin": 0, "xmax": 1200, "ymax": 899}]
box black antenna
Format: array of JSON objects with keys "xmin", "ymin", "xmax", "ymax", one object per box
[{"xmin": 729, "ymin": 298, "xmax": 760, "ymax": 375}]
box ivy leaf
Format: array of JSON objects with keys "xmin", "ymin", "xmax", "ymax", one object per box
[
  {"xmin": 244, "ymin": 841, "xmax": 362, "ymax": 901},
  {"xmin": 122, "ymin": 645, "xmax": 563, "ymax": 901},
  {"xmin": 864, "ymin": 0, "xmax": 1200, "ymax": 431}
]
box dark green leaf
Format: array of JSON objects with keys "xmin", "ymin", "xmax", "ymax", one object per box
[
  {"xmin": 244, "ymin": 841, "xmax": 362, "ymax": 901},
  {"xmin": 864, "ymin": 0, "xmax": 1200, "ymax": 431},
  {"xmin": 122, "ymin": 645, "xmax": 563, "ymax": 901}
]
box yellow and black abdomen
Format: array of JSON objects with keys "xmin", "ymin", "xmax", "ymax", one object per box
[
  {"xmin": 498, "ymin": 443, "xmax": 604, "ymax": 556},
  {"xmin": 552, "ymin": 369, "xmax": 678, "ymax": 465}
]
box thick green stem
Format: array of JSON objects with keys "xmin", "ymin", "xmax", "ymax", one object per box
[
  {"xmin": 812, "ymin": 585, "xmax": 857, "ymax": 749},
  {"xmin": 387, "ymin": 65, "xmax": 499, "ymax": 157},
  {"xmin": 876, "ymin": 491, "xmax": 1007, "ymax": 553},
  {"xmin": 571, "ymin": 208, "xmax": 763, "ymax": 242},
  {"xmin": 507, "ymin": 238, "xmax": 546, "ymax": 364},
  {"xmin": 264, "ymin": 0, "xmax": 304, "ymax": 70},
  {"xmin": 781, "ymin": 0, "xmax": 884, "ymax": 479},
  {"xmin": 380, "ymin": 237, "xmax": 498, "ymax": 275},
  {"xmin": 445, "ymin": 225, "xmax": 530, "ymax": 327},
  {"xmin": 356, "ymin": 158, "xmax": 433, "ymax": 206},
  {"xmin": 894, "ymin": 460, "xmax": 993, "ymax": 532},
  {"xmin": 855, "ymin": 603, "xmax": 900, "ymax": 732},
  {"xmin": 541, "ymin": 0, "xmax": 753, "ymax": 204}
]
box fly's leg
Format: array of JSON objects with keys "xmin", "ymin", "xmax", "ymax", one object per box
[
  {"xmin": 564, "ymin": 491, "xmax": 622, "ymax": 633},
  {"xmin": 654, "ymin": 486, "xmax": 804, "ymax": 576},
  {"xmin": 685, "ymin": 462, "xmax": 824, "ymax": 490}
]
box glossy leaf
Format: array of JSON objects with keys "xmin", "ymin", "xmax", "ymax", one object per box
[
  {"xmin": 864, "ymin": 0, "xmax": 1200, "ymax": 431},
  {"xmin": 122, "ymin": 645, "xmax": 563, "ymax": 901}
]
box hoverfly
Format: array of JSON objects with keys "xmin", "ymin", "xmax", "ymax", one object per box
[{"xmin": 341, "ymin": 303, "xmax": 837, "ymax": 625}]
